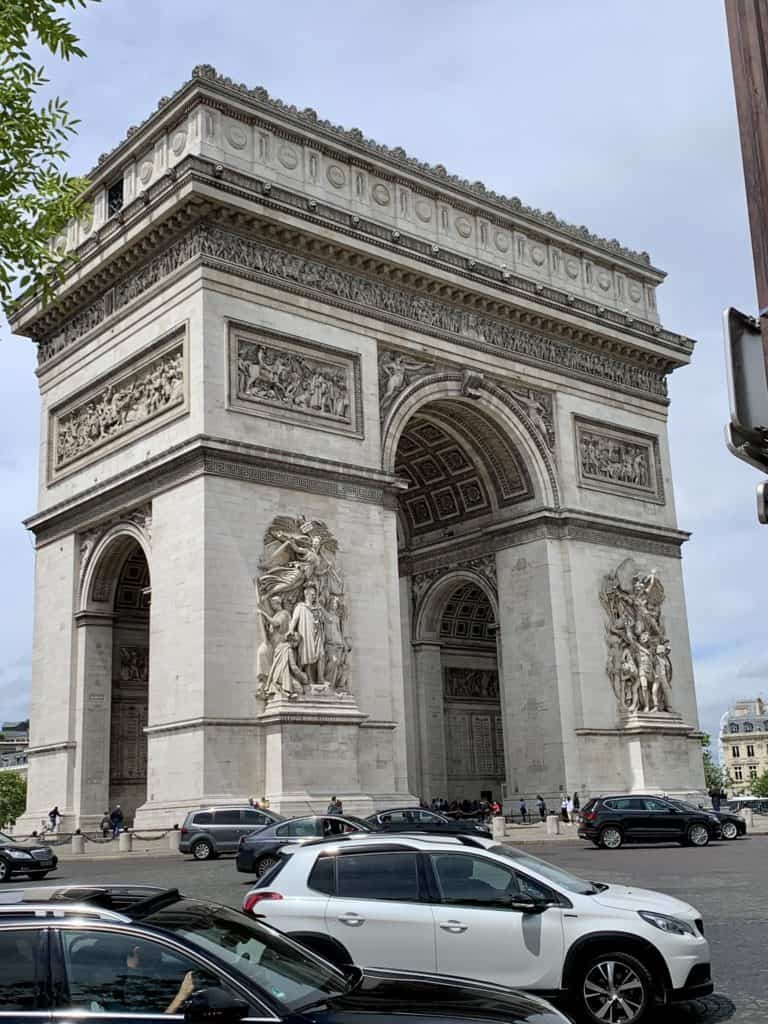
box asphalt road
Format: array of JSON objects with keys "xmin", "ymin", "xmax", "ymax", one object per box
[{"xmin": 18, "ymin": 836, "xmax": 767, "ymax": 1023}]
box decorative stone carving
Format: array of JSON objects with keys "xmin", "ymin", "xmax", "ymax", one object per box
[
  {"xmin": 119, "ymin": 645, "xmax": 149, "ymax": 682},
  {"xmin": 255, "ymin": 515, "xmax": 351, "ymax": 701},
  {"xmin": 461, "ymin": 370, "xmax": 484, "ymax": 398},
  {"xmin": 51, "ymin": 334, "xmax": 185, "ymax": 475},
  {"xmin": 378, "ymin": 349, "xmax": 435, "ymax": 417},
  {"xmin": 230, "ymin": 324, "xmax": 361, "ymax": 435},
  {"xmin": 78, "ymin": 503, "xmax": 153, "ymax": 599},
  {"xmin": 37, "ymin": 227, "xmax": 668, "ymax": 402},
  {"xmin": 600, "ymin": 558, "xmax": 673, "ymax": 715},
  {"xmin": 444, "ymin": 667, "xmax": 499, "ymax": 701},
  {"xmin": 501, "ymin": 381, "xmax": 556, "ymax": 450},
  {"xmin": 575, "ymin": 417, "xmax": 663, "ymax": 502},
  {"xmin": 411, "ymin": 554, "xmax": 497, "ymax": 611}
]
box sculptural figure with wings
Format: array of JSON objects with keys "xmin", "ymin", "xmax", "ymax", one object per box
[{"xmin": 258, "ymin": 515, "xmax": 342, "ymax": 607}]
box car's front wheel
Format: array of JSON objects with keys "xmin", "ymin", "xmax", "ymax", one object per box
[
  {"xmin": 191, "ymin": 839, "xmax": 215, "ymax": 861},
  {"xmin": 0, "ymin": 859, "xmax": 11, "ymax": 883},
  {"xmin": 574, "ymin": 950, "xmax": 653, "ymax": 1024},
  {"xmin": 686, "ymin": 823, "xmax": 710, "ymax": 847},
  {"xmin": 599, "ymin": 826, "xmax": 623, "ymax": 850},
  {"xmin": 721, "ymin": 821, "xmax": 739, "ymax": 840},
  {"xmin": 255, "ymin": 853, "xmax": 279, "ymax": 878}
]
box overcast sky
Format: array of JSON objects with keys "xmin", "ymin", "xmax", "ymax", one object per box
[{"xmin": 1, "ymin": 1, "xmax": 764, "ymax": 751}]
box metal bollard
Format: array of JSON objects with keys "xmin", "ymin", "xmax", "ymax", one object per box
[
  {"xmin": 71, "ymin": 833, "xmax": 85, "ymax": 855},
  {"xmin": 546, "ymin": 814, "xmax": 560, "ymax": 836},
  {"xmin": 491, "ymin": 815, "xmax": 506, "ymax": 840},
  {"xmin": 168, "ymin": 829, "xmax": 180, "ymax": 852},
  {"xmin": 118, "ymin": 830, "xmax": 133, "ymax": 853}
]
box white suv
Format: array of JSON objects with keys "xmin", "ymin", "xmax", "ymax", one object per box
[{"xmin": 243, "ymin": 834, "xmax": 712, "ymax": 1024}]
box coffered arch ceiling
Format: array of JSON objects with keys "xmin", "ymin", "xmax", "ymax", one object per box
[
  {"xmin": 439, "ymin": 582, "xmax": 496, "ymax": 647},
  {"xmin": 395, "ymin": 400, "xmax": 533, "ymax": 541}
]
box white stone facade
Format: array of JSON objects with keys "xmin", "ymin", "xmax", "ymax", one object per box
[{"xmin": 11, "ymin": 68, "xmax": 704, "ymax": 829}]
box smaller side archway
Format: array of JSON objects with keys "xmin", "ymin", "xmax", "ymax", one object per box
[{"xmin": 410, "ymin": 571, "xmax": 506, "ymax": 804}]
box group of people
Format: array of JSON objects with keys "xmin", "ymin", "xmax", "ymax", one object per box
[
  {"xmin": 428, "ymin": 797, "xmax": 494, "ymax": 819},
  {"xmin": 48, "ymin": 803, "xmax": 126, "ymax": 838},
  {"xmin": 517, "ymin": 792, "xmax": 581, "ymax": 823}
]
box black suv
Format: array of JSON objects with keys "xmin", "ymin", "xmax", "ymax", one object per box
[{"xmin": 578, "ymin": 794, "xmax": 721, "ymax": 849}]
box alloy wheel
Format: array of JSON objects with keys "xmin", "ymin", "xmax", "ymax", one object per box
[
  {"xmin": 600, "ymin": 827, "xmax": 622, "ymax": 849},
  {"xmin": 256, "ymin": 855, "xmax": 278, "ymax": 877},
  {"xmin": 0, "ymin": 860, "xmax": 8, "ymax": 882},
  {"xmin": 721, "ymin": 821, "xmax": 738, "ymax": 840},
  {"xmin": 688, "ymin": 824, "xmax": 709, "ymax": 847},
  {"xmin": 583, "ymin": 958, "xmax": 646, "ymax": 1023},
  {"xmin": 192, "ymin": 840, "xmax": 213, "ymax": 860}
]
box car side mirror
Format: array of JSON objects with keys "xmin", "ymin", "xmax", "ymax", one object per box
[
  {"xmin": 502, "ymin": 895, "xmax": 547, "ymax": 914},
  {"xmin": 184, "ymin": 988, "xmax": 249, "ymax": 1022}
]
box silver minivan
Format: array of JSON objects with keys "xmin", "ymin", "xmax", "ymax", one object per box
[{"xmin": 179, "ymin": 805, "xmax": 283, "ymax": 860}]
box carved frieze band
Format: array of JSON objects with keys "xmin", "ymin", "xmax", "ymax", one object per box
[
  {"xmin": 49, "ymin": 330, "xmax": 186, "ymax": 480},
  {"xmin": 37, "ymin": 224, "xmax": 668, "ymax": 402},
  {"xmin": 443, "ymin": 667, "xmax": 500, "ymax": 702},
  {"xmin": 575, "ymin": 417, "xmax": 664, "ymax": 504},
  {"xmin": 79, "ymin": 503, "xmax": 152, "ymax": 600},
  {"xmin": 412, "ymin": 554, "xmax": 498, "ymax": 608},
  {"xmin": 229, "ymin": 323, "xmax": 363, "ymax": 436}
]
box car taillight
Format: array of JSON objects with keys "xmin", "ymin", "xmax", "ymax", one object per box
[
  {"xmin": 180, "ymin": 827, "xmax": 188, "ymax": 835},
  {"xmin": 581, "ymin": 811, "xmax": 597, "ymax": 821},
  {"xmin": 243, "ymin": 891, "xmax": 283, "ymax": 913}
]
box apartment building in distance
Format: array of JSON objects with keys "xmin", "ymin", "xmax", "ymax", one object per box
[{"xmin": 720, "ymin": 698, "xmax": 768, "ymax": 792}]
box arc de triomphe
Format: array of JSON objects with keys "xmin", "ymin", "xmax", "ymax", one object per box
[{"xmin": 11, "ymin": 67, "xmax": 704, "ymax": 829}]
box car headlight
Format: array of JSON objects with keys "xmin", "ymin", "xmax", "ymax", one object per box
[
  {"xmin": 7, "ymin": 850, "xmax": 33, "ymax": 859},
  {"xmin": 638, "ymin": 910, "xmax": 697, "ymax": 937}
]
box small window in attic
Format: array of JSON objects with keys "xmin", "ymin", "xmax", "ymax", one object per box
[{"xmin": 107, "ymin": 179, "xmax": 124, "ymax": 217}]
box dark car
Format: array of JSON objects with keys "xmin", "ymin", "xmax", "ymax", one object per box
[
  {"xmin": 578, "ymin": 794, "xmax": 721, "ymax": 849},
  {"xmin": 0, "ymin": 884, "xmax": 569, "ymax": 1023},
  {"xmin": 237, "ymin": 815, "xmax": 371, "ymax": 876},
  {"xmin": 665, "ymin": 798, "xmax": 747, "ymax": 840},
  {"xmin": 366, "ymin": 807, "xmax": 492, "ymax": 837},
  {"xmin": 179, "ymin": 805, "xmax": 284, "ymax": 860},
  {"xmin": 0, "ymin": 830, "xmax": 57, "ymax": 882}
]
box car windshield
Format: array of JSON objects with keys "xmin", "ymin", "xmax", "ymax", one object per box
[
  {"xmin": 0, "ymin": 833, "xmax": 14, "ymax": 846},
  {"xmin": 139, "ymin": 898, "xmax": 349, "ymax": 1011},
  {"xmin": 489, "ymin": 845, "xmax": 600, "ymax": 895}
]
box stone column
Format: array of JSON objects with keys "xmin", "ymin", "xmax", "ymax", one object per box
[
  {"xmin": 411, "ymin": 641, "xmax": 447, "ymax": 801},
  {"xmin": 495, "ymin": 537, "xmax": 575, "ymax": 803},
  {"xmin": 72, "ymin": 611, "xmax": 114, "ymax": 828}
]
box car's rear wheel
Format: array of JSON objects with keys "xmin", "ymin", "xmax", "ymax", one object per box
[
  {"xmin": 255, "ymin": 853, "xmax": 279, "ymax": 878},
  {"xmin": 191, "ymin": 839, "xmax": 215, "ymax": 861},
  {"xmin": 599, "ymin": 826, "xmax": 623, "ymax": 850},
  {"xmin": 0, "ymin": 859, "xmax": 10, "ymax": 882},
  {"xmin": 721, "ymin": 821, "xmax": 739, "ymax": 840},
  {"xmin": 574, "ymin": 950, "xmax": 652, "ymax": 1024},
  {"xmin": 686, "ymin": 824, "xmax": 710, "ymax": 847}
]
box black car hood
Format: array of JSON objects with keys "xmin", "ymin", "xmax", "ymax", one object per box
[{"xmin": 301, "ymin": 969, "xmax": 562, "ymax": 1022}]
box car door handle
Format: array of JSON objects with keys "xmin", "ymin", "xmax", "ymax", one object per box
[
  {"xmin": 338, "ymin": 913, "xmax": 365, "ymax": 926},
  {"xmin": 439, "ymin": 920, "xmax": 468, "ymax": 934}
]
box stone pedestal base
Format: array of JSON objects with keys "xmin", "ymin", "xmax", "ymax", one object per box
[{"xmin": 258, "ymin": 693, "xmax": 382, "ymax": 817}]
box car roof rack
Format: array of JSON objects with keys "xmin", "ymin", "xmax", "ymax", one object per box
[{"xmin": 0, "ymin": 902, "xmax": 129, "ymax": 923}]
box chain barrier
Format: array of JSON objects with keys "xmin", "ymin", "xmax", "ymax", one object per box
[
  {"xmin": 129, "ymin": 829, "xmax": 173, "ymax": 841},
  {"xmin": 82, "ymin": 833, "xmax": 115, "ymax": 844}
]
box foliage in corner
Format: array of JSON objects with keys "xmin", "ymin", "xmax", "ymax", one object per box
[
  {"xmin": 0, "ymin": 0, "xmax": 100, "ymax": 311},
  {"xmin": 0, "ymin": 771, "xmax": 27, "ymax": 828},
  {"xmin": 700, "ymin": 733, "xmax": 729, "ymax": 793},
  {"xmin": 750, "ymin": 768, "xmax": 768, "ymax": 799}
]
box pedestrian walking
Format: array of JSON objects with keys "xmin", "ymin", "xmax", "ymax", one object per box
[
  {"xmin": 566, "ymin": 795, "xmax": 575, "ymax": 823},
  {"xmin": 519, "ymin": 798, "xmax": 528, "ymax": 824},
  {"xmin": 109, "ymin": 804, "xmax": 124, "ymax": 838},
  {"xmin": 248, "ymin": 795, "xmax": 261, "ymax": 809},
  {"xmin": 48, "ymin": 806, "xmax": 61, "ymax": 833},
  {"xmin": 536, "ymin": 794, "xmax": 546, "ymax": 821},
  {"xmin": 709, "ymin": 787, "xmax": 721, "ymax": 812},
  {"xmin": 560, "ymin": 795, "xmax": 569, "ymax": 823},
  {"xmin": 326, "ymin": 795, "xmax": 343, "ymax": 816},
  {"xmin": 491, "ymin": 799, "xmax": 502, "ymax": 817},
  {"xmin": 572, "ymin": 791, "xmax": 580, "ymax": 813},
  {"xmin": 99, "ymin": 811, "xmax": 111, "ymax": 838}
]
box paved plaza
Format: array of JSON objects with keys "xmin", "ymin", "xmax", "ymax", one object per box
[{"xmin": 26, "ymin": 835, "xmax": 767, "ymax": 1023}]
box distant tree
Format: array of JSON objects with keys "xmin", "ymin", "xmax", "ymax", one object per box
[
  {"xmin": 0, "ymin": 772, "xmax": 27, "ymax": 828},
  {"xmin": 751, "ymin": 769, "xmax": 768, "ymax": 798},
  {"xmin": 0, "ymin": 0, "xmax": 100, "ymax": 309},
  {"xmin": 700, "ymin": 733, "xmax": 728, "ymax": 792}
]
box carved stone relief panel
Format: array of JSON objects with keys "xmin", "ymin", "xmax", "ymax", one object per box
[
  {"xmin": 378, "ymin": 348, "xmax": 434, "ymax": 419},
  {"xmin": 575, "ymin": 416, "xmax": 664, "ymax": 503},
  {"xmin": 49, "ymin": 329, "xmax": 186, "ymax": 481},
  {"xmin": 443, "ymin": 666, "xmax": 500, "ymax": 701},
  {"xmin": 228, "ymin": 323, "xmax": 363, "ymax": 437}
]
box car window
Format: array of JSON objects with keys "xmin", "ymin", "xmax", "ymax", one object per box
[
  {"xmin": 581, "ymin": 799, "xmax": 596, "ymax": 814},
  {"xmin": 59, "ymin": 928, "xmax": 231, "ymax": 1015},
  {"xmin": 337, "ymin": 852, "xmax": 420, "ymax": 901},
  {"xmin": 277, "ymin": 819, "xmax": 320, "ymax": 838},
  {"xmin": 0, "ymin": 930, "xmax": 45, "ymax": 1010},
  {"xmin": 243, "ymin": 810, "xmax": 270, "ymax": 825},
  {"xmin": 191, "ymin": 812, "xmax": 212, "ymax": 826},
  {"xmin": 378, "ymin": 810, "xmax": 409, "ymax": 823},
  {"xmin": 212, "ymin": 809, "xmax": 242, "ymax": 826},
  {"xmin": 430, "ymin": 853, "xmax": 517, "ymax": 906},
  {"xmin": 643, "ymin": 798, "xmax": 671, "ymax": 812},
  {"xmin": 605, "ymin": 798, "xmax": 642, "ymax": 811},
  {"xmin": 308, "ymin": 856, "xmax": 335, "ymax": 895}
]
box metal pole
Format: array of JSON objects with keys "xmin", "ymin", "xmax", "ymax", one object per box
[{"xmin": 725, "ymin": 0, "xmax": 768, "ymax": 373}]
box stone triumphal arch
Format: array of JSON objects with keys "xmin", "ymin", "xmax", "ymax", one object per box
[{"xmin": 11, "ymin": 67, "xmax": 705, "ymax": 829}]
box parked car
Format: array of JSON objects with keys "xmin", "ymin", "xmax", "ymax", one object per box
[
  {"xmin": 0, "ymin": 883, "xmax": 569, "ymax": 1023},
  {"xmin": 0, "ymin": 831, "xmax": 57, "ymax": 882},
  {"xmin": 367, "ymin": 807, "xmax": 491, "ymax": 837},
  {"xmin": 243, "ymin": 832, "xmax": 712, "ymax": 1024},
  {"xmin": 179, "ymin": 805, "xmax": 284, "ymax": 860},
  {"xmin": 663, "ymin": 798, "xmax": 747, "ymax": 841},
  {"xmin": 237, "ymin": 815, "xmax": 370, "ymax": 876},
  {"xmin": 577, "ymin": 794, "xmax": 721, "ymax": 849}
]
